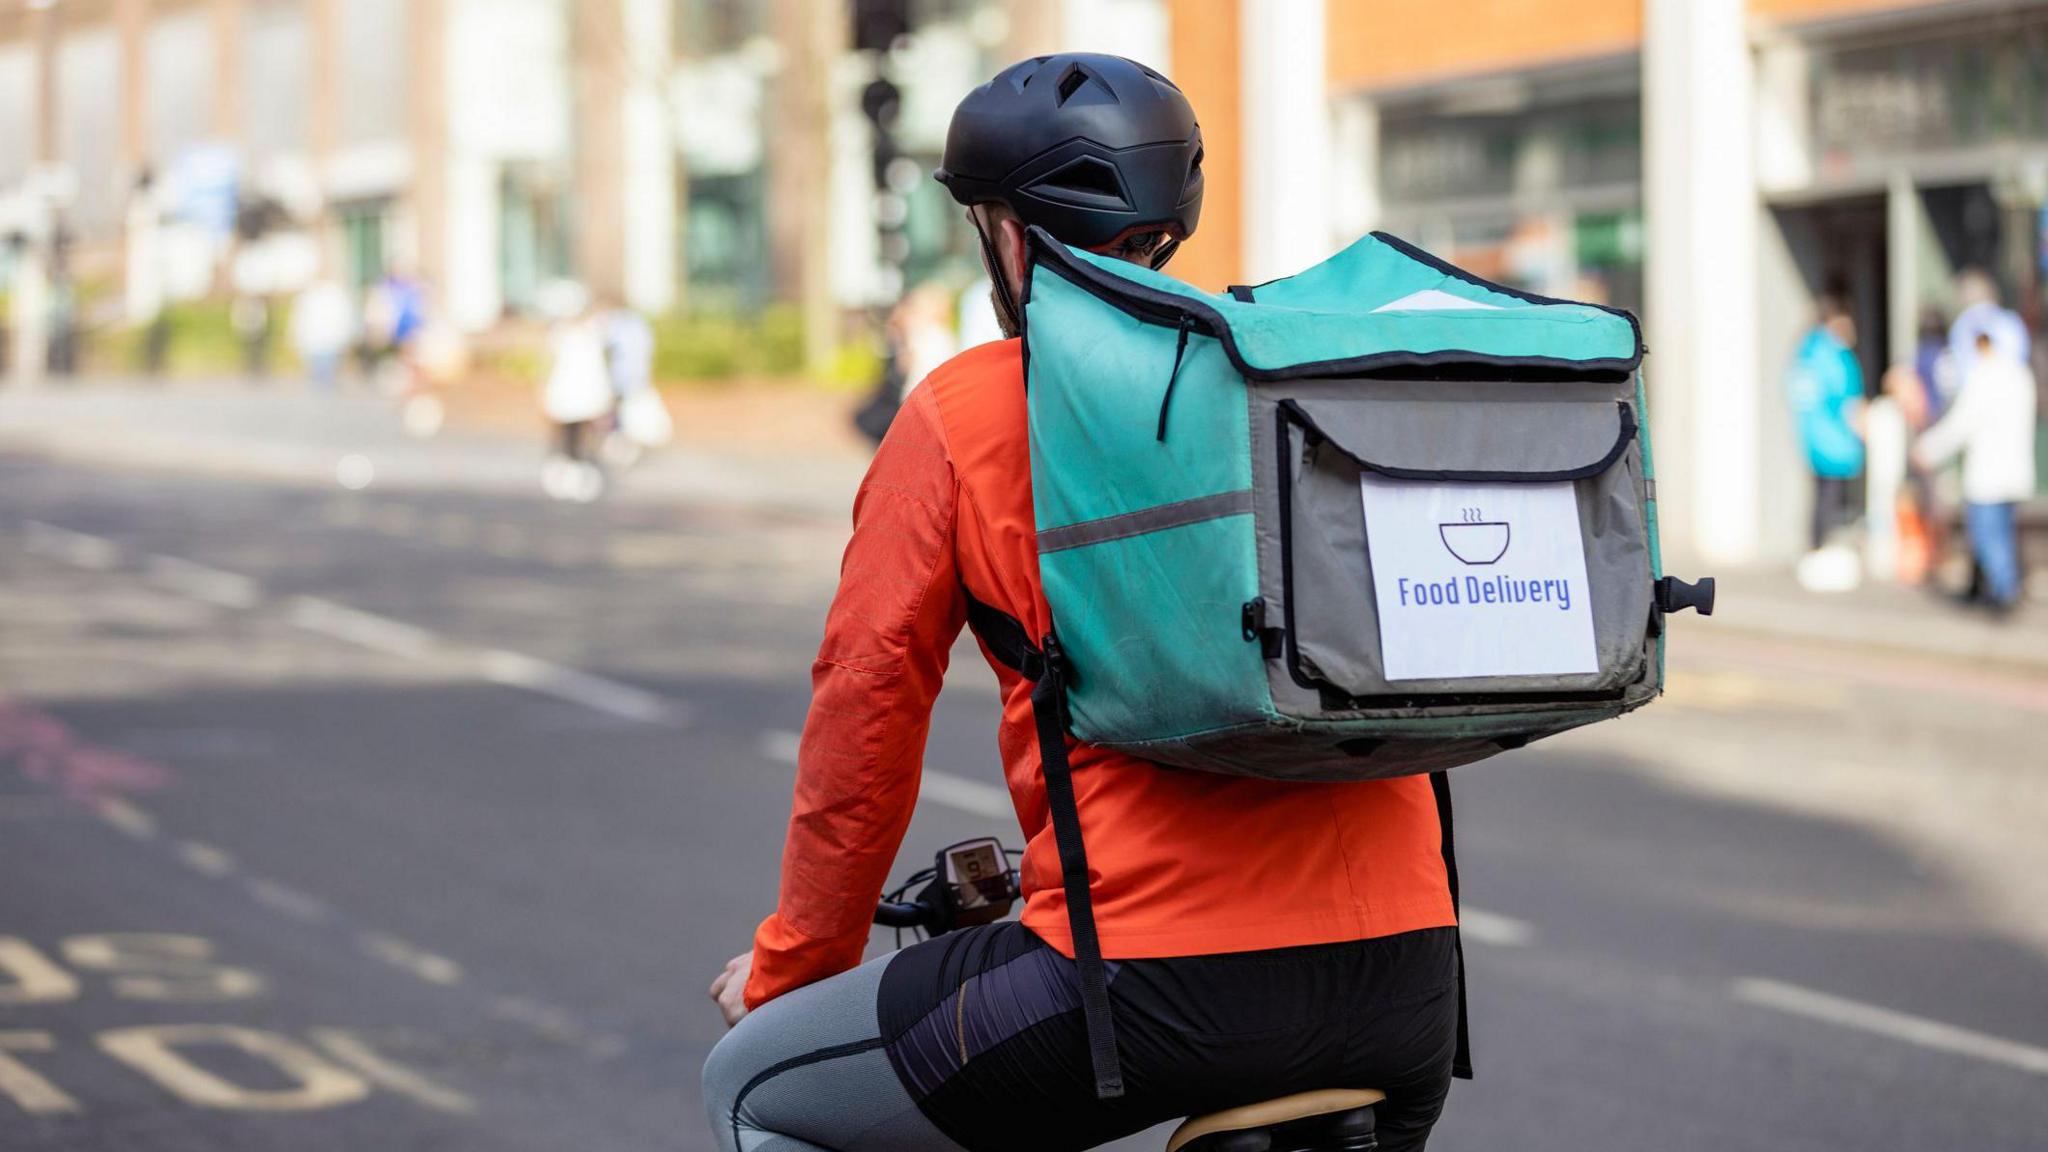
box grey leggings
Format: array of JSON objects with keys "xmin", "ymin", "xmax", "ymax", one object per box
[{"xmin": 702, "ymin": 954, "xmax": 965, "ymax": 1152}]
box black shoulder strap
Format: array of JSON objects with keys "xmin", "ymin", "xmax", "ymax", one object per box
[
  {"xmin": 1227, "ymin": 284, "xmax": 1256, "ymax": 302},
  {"xmin": 969, "ymin": 585, "xmax": 1458, "ymax": 1094},
  {"xmin": 963, "ymin": 591, "xmax": 1123, "ymax": 1099},
  {"xmin": 1430, "ymin": 770, "xmax": 1473, "ymax": 1080}
]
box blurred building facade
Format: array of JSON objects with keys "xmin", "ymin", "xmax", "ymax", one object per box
[
  {"xmin": 1184, "ymin": 0, "xmax": 2048, "ymax": 566},
  {"xmin": 0, "ymin": 0, "xmax": 2043, "ymax": 564}
]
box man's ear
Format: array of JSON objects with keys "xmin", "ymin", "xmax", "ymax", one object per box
[{"xmin": 999, "ymin": 217, "xmax": 1030, "ymax": 289}]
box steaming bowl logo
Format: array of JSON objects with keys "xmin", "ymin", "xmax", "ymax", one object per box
[{"xmin": 1438, "ymin": 518, "xmax": 1511, "ymax": 565}]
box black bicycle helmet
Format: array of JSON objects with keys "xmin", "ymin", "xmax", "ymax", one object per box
[{"xmin": 937, "ymin": 53, "xmax": 1203, "ymax": 258}]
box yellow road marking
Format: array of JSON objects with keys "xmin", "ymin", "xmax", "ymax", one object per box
[
  {"xmin": 96, "ymin": 798, "xmax": 158, "ymax": 840},
  {"xmin": 0, "ymin": 939, "xmax": 81, "ymax": 1005},
  {"xmin": 0, "ymin": 1032, "xmax": 79, "ymax": 1114},
  {"xmin": 358, "ymin": 933, "xmax": 464, "ymax": 986},
  {"xmin": 62, "ymin": 934, "xmax": 266, "ymax": 1002},
  {"xmin": 310, "ymin": 1029, "xmax": 475, "ymax": 1114},
  {"xmin": 176, "ymin": 840, "xmax": 237, "ymax": 878},
  {"xmin": 488, "ymin": 996, "xmax": 626, "ymax": 1058},
  {"xmin": 244, "ymin": 877, "xmax": 331, "ymax": 922},
  {"xmin": 98, "ymin": 1024, "xmax": 371, "ymax": 1111},
  {"xmin": 1663, "ymin": 668, "xmax": 1851, "ymax": 713}
]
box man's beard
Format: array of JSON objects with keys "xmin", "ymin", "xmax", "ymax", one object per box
[{"xmin": 990, "ymin": 286, "xmax": 1020, "ymax": 340}]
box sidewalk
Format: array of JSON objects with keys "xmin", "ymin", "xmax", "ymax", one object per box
[
  {"xmin": 1700, "ymin": 561, "xmax": 2048, "ymax": 676},
  {"xmin": 6, "ymin": 377, "xmax": 2044, "ymax": 676}
]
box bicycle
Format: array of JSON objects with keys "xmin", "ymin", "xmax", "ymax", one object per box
[{"xmin": 876, "ymin": 839, "xmax": 1390, "ymax": 1152}]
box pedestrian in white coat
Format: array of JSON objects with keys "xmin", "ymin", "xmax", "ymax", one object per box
[
  {"xmin": 542, "ymin": 306, "xmax": 614, "ymax": 502},
  {"xmin": 1915, "ymin": 332, "xmax": 2038, "ymax": 612}
]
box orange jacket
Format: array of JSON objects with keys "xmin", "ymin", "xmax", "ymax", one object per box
[{"xmin": 745, "ymin": 340, "xmax": 1456, "ymax": 1008}]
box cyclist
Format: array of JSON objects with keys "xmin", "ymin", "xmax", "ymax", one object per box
[{"xmin": 705, "ymin": 54, "xmax": 1462, "ymax": 1152}]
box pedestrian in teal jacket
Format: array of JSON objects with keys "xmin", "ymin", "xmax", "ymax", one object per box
[{"xmin": 1787, "ymin": 298, "xmax": 1866, "ymax": 549}]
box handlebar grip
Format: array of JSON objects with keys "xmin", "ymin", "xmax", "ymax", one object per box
[{"xmin": 874, "ymin": 901, "xmax": 930, "ymax": 928}]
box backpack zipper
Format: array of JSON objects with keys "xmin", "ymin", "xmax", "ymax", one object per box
[{"xmin": 1154, "ymin": 313, "xmax": 1195, "ymax": 442}]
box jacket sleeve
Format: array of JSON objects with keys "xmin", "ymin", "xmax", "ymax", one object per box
[
  {"xmin": 1916, "ymin": 366, "xmax": 1981, "ymax": 469},
  {"xmin": 744, "ymin": 389, "xmax": 966, "ymax": 1008}
]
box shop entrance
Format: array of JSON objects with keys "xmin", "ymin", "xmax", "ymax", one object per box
[{"xmin": 1775, "ymin": 195, "xmax": 1890, "ymax": 394}]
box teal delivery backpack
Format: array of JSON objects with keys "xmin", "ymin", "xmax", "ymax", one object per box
[
  {"xmin": 990, "ymin": 226, "xmax": 1714, "ymax": 1100},
  {"xmin": 1019, "ymin": 226, "xmax": 1714, "ymax": 783}
]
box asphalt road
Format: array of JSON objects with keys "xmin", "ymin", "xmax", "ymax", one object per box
[{"xmin": 3, "ymin": 430, "xmax": 2046, "ymax": 1151}]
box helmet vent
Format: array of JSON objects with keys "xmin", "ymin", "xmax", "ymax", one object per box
[
  {"xmin": 1055, "ymin": 62, "xmax": 1109, "ymax": 106},
  {"xmin": 1032, "ymin": 156, "xmax": 1130, "ymax": 208},
  {"xmin": 1011, "ymin": 57, "xmax": 1050, "ymax": 93}
]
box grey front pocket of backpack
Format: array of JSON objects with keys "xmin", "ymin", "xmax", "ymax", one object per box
[{"xmin": 1268, "ymin": 382, "xmax": 1654, "ymax": 709}]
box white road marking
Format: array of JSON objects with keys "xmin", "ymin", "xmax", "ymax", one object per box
[
  {"xmin": 758, "ymin": 729, "xmax": 1016, "ymax": 819},
  {"xmin": 1457, "ymin": 907, "xmax": 1536, "ymax": 947},
  {"xmin": 22, "ymin": 521, "xmax": 119, "ymax": 570},
  {"xmin": 96, "ymin": 799, "xmax": 158, "ymax": 840},
  {"xmin": 244, "ymin": 878, "xmax": 331, "ymax": 923},
  {"xmin": 175, "ymin": 841, "xmax": 237, "ymax": 878},
  {"xmin": 358, "ymin": 933, "xmax": 464, "ymax": 986},
  {"xmin": 918, "ymin": 771, "xmax": 1014, "ymax": 819},
  {"xmin": 289, "ymin": 596, "xmax": 437, "ymax": 660},
  {"xmin": 143, "ymin": 554, "xmax": 261, "ymax": 609},
  {"xmin": 1733, "ymin": 977, "xmax": 2048, "ymax": 1077},
  {"xmin": 477, "ymin": 649, "xmax": 679, "ymax": 725},
  {"xmin": 757, "ymin": 730, "xmax": 803, "ymax": 764},
  {"xmin": 27, "ymin": 521, "xmax": 686, "ymax": 729}
]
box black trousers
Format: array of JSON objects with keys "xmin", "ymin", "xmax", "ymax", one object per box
[
  {"xmin": 557, "ymin": 420, "xmax": 594, "ymax": 462},
  {"xmin": 878, "ymin": 921, "xmax": 1462, "ymax": 1152},
  {"xmin": 1812, "ymin": 474, "xmax": 1857, "ymax": 549}
]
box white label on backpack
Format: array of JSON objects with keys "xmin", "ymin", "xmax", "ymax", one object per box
[{"xmin": 1359, "ymin": 475, "xmax": 1599, "ymax": 681}]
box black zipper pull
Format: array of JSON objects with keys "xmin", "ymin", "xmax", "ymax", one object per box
[{"xmin": 1155, "ymin": 313, "xmax": 1194, "ymax": 442}]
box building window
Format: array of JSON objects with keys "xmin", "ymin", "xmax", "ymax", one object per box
[
  {"xmin": 499, "ymin": 163, "xmax": 571, "ymax": 315},
  {"xmin": 686, "ymin": 169, "xmax": 768, "ymax": 312},
  {"xmin": 676, "ymin": 0, "xmax": 762, "ymax": 56}
]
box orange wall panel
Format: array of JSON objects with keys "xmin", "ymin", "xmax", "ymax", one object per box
[
  {"xmin": 1748, "ymin": 0, "xmax": 1930, "ymax": 23},
  {"xmin": 1326, "ymin": 0, "xmax": 1642, "ymax": 92},
  {"xmin": 1167, "ymin": 0, "xmax": 1243, "ymax": 290}
]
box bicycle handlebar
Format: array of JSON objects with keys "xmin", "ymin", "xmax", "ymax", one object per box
[{"xmin": 874, "ymin": 900, "xmax": 934, "ymax": 929}]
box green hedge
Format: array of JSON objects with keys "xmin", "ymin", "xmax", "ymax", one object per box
[
  {"xmin": 651, "ymin": 304, "xmax": 804, "ymax": 380},
  {"xmin": 90, "ymin": 299, "xmax": 251, "ymax": 377}
]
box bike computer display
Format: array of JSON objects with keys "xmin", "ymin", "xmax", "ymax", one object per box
[
  {"xmin": 941, "ymin": 837, "xmax": 1015, "ymax": 927},
  {"xmin": 875, "ymin": 837, "xmax": 1023, "ymax": 938}
]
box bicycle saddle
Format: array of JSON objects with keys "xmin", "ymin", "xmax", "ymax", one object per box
[{"xmin": 1166, "ymin": 1088, "xmax": 1387, "ymax": 1152}]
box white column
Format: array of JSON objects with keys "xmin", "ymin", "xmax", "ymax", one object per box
[
  {"xmin": 443, "ymin": 153, "xmax": 499, "ymax": 330},
  {"xmin": 1644, "ymin": 0, "xmax": 1760, "ymax": 565},
  {"xmin": 1330, "ymin": 95, "xmax": 1380, "ymax": 246},
  {"xmin": 621, "ymin": 0, "xmax": 675, "ymax": 314},
  {"xmin": 1239, "ymin": 0, "xmax": 1329, "ymax": 285}
]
